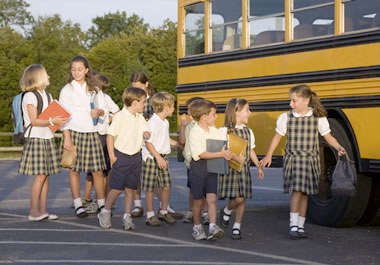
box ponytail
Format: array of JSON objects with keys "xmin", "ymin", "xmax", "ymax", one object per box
[
  {"xmin": 289, "ymin": 85, "xmax": 327, "ymax": 117},
  {"xmin": 224, "ymin": 98, "xmax": 249, "ymax": 132}
]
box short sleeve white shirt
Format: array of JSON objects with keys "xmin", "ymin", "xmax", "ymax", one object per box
[
  {"xmin": 98, "ymin": 93, "xmax": 120, "ymax": 135},
  {"xmin": 275, "ymin": 108, "xmax": 331, "ymax": 136},
  {"xmin": 22, "ymin": 90, "xmax": 54, "ymax": 139},
  {"xmin": 218, "ymin": 125, "xmax": 256, "ymax": 149},
  {"xmin": 142, "ymin": 113, "xmax": 171, "ymax": 161},
  {"xmin": 59, "ymin": 80, "xmax": 106, "ymax": 132}
]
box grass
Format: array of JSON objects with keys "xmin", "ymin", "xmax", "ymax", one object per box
[{"xmin": 0, "ymin": 151, "xmax": 21, "ymax": 159}]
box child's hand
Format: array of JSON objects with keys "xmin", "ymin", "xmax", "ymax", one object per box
[
  {"xmin": 52, "ymin": 116, "xmax": 68, "ymax": 127},
  {"xmin": 257, "ymin": 167, "xmax": 264, "ymax": 180},
  {"xmin": 156, "ymin": 156, "xmax": 168, "ymax": 169},
  {"xmin": 220, "ymin": 145, "xmax": 232, "ymax": 160},
  {"xmin": 259, "ymin": 155, "xmax": 272, "ymax": 168},
  {"xmin": 237, "ymin": 151, "xmax": 245, "ymax": 164},
  {"xmin": 143, "ymin": 131, "xmax": 151, "ymax": 140},
  {"xmin": 90, "ymin": 108, "xmax": 101, "ymax": 118},
  {"xmin": 109, "ymin": 156, "xmax": 117, "ymax": 168},
  {"xmin": 63, "ymin": 138, "xmax": 73, "ymax": 151},
  {"xmin": 338, "ymin": 147, "xmax": 346, "ymax": 157}
]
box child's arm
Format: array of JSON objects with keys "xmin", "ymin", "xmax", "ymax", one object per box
[
  {"xmin": 146, "ymin": 142, "xmax": 168, "ymax": 169},
  {"xmin": 250, "ymin": 149, "xmax": 264, "ymax": 179},
  {"xmin": 178, "ymin": 114, "xmax": 188, "ymax": 146},
  {"xmin": 170, "ymin": 138, "xmax": 178, "ymax": 147},
  {"xmin": 106, "ymin": 134, "xmax": 117, "ymax": 167},
  {"xmin": 323, "ymin": 133, "xmax": 346, "ymax": 156},
  {"xmin": 27, "ymin": 104, "xmax": 67, "ymax": 128},
  {"xmin": 199, "ymin": 144, "xmax": 232, "ymax": 160},
  {"xmin": 62, "ymin": 129, "xmax": 72, "ymax": 150},
  {"xmin": 260, "ymin": 132, "xmax": 282, "ymax": 168}
]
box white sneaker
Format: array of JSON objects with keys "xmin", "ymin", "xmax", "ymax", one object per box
[
  {"xmin": 208, "ymin": 224, "xmax": 224, "ymax": 240},
  {"xmin": 85, "ymin": 201, "xmax": 98, "ymax": 214},
  {"xmin": 122, "ymin": 215, "xmax": 136, "ymax": 230},
  {"xmin": 97, "ymin": 211, "xmax": 111, "ymax": 229},
  {"xmin": 202, "ymin": 214, "xmax": 209, "ymax": 225},
  {"xmin": 183, "ymin": 211, "xmax": 193, "ymax": 223},
  {"xmin": 192, "ymin": 225, "xmax": 207, "ymax": 240}
]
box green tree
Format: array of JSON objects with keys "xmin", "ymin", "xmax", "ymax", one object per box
[
  {"xmin": 86, "ymin": 11, "xmax": 149, "ymax": 48},
  {"xmin": 0, "ymin": 0, "xmax": 34, "ymax": 29},
  {"xmin": 31, "ymin": 15, "xmax": 87, "ymax": 98}
]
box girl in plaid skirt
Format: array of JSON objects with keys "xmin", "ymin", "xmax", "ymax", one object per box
[
  {"xmin": 218, "ymin": 98, "xmax": 264, "ymax": 239},
  {"xmin": 59, "ymin": 56, "xmax": 107, "ymax": 218},
  {"xmin": 260, "ymin": 85, "xmax": 346, "ymax": 239},
  {"xmin": 18, "ymin": 64, "xmax": 68, "ymax": 221}
]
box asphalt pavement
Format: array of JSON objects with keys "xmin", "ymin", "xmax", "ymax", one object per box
[{"xmin": 0, "ymin": 157, "xmax": 379, "ymax": 265}]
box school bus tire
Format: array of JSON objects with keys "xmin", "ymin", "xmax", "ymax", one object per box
[
  {"xmin": 307, "ymin": 119, "xmax": 372, "ymax": 227},
  {"xmin": 357, "ymin": 176, "xmax": 380, "ymax": 226}
]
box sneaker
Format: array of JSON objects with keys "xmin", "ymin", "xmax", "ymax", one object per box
[
  {"xmin": 168, "ymin": 211, "xmax": 183, "ymax": 219},
  {"xmin": 297, "ymin": 227, "xmax": 308, "ymax": 239},
  {"xmin": 288, "ymin": 226, "xmax": 300, "ymax": 240},
  {"xmin": 97, "ymin": 211, "xmax": 111, "ymax": 229},
  {"xmin": 192, "ymin": 225, "xmax": 207, "ymax": 240},
  {"xmin": 219, "ymin": 208, "xmax": 230, "ymax": 228},
  {"xmin": 145, "ymin": 216, "xmax": 161, "ymax": 226},
  {"xmin": 158, "ymin": 211, "xmax": 176, "ymax": 224},
  {"xmin": 122, "ymin": 215, "xmax": 136, "ymax": 230},
  {"xmin": 85, "ymin": 201, "xmax": 98, "ymax": 214},
  {"xmin": 202, "ymin": 214, "xmax": 210, "ymax": 225},
  {"xmin": 208, "ymin": 225, "xmax": 224, "ymax": 240},
  {"xmin": 81, "ymin": 198, "xmax": 92, "ymax": 208},
  {"xmin": 183, "ymin": 211, "xmax": 193, "ymax": 223},
  {"xmin": 131, "ymin": 206, "xmax": 144, "ymax": 218}
]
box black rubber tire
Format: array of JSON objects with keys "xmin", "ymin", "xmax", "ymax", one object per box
[
  {"xmin": 307, "ymin": 119, "xmax": 371, "ymax": 227},
  {"xmin": 357, "ymin": 176, "xmax": 380, "ymax": 226}
]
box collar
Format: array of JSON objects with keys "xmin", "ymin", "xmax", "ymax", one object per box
[{"xmin": 292, "ymin": 107, "xmax": 313, "ymax": 117}]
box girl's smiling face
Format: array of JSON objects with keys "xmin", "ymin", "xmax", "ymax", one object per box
[
  {"xmin": 289, "ymin": 92, "xmax": 310, "ymax": 115},
  {"xmin": 71, "ymin": 61, "xmax": 88, "ymax": 84},
  {"xmin": 236, "ymin": 103, "xmax": 251, "ymax": 125}
]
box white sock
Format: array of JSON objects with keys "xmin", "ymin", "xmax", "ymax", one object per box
[
  {"xmin": 194, "ymin": 224, "xmax": 202, "ymax": 229},
  {"xmin": 147, "ymin": 211, "xmax": 155, "ymax": 219},
  {"xmin": 224, "ymin": 206, "xmax": 232, "ymax": 215},
  {"xmin": 290, "ymin": 212, "xmax": 299, "ymax": 231},
  {"xmin": 97, "ymin": 199, "xmax": 105, "ymax": 208},
  {"xmin": 167, "ymin": 205, "xmax": 175, "ymax": 213},
  {"xmin": 160, "ymin": 209, "xmax": 168, "ymax": 215},
  {"xmin": 298, "ymin": 216, "xmax": 306, "ymax": 229},
  {"xmin": 73, "ymin": 198, "xmax": 83, "ymax": 209},
  {"xmin": 123, "ymin": 213, "xmax": 131, "ymax": 219},
  {"xmin": 233, "ymin": 222, "xmax": 241, "ymax": 234},
  {"xmin": 202, "ymin": 212, "xmax": 208, "ymax": 218},
  {"xmin": 101, "ymin": 208, "xmax": 111, "ymax": 214},
  {"xmin": 209, "ymin": 223, "xmax": 216, "ymax": 230},
  {"xmin": 134, "ymin": 200, "xmax": 142, "ymax": 208}
]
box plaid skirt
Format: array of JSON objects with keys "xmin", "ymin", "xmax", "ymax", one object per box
[
  {"xmin": 141, "ymin": 156, "xmax": 171, "ymax": 191},
  {"xmin": 218, "ymin": 161, "xmax": 252, "ymax": 199},
  {"xmin": 63, "ymin": 130, "xmax": 106, "ymax": 173},
  {"xmin": 19, "ymin": 138, "xmax": 61, "ymax": 176}
]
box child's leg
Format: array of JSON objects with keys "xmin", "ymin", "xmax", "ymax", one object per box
[
  {"xmin": 83, "ymin": 174, "xmax": 93, "ymax": 201},
  {"xmin": 69, "ymin": 170, "xmax": 81, "ymax": 200},
  {"xmin": 39, "ymin": 176, "xmax": 49, "ymax": 214},
  {"xmin": 189, "ymin": 192, "xmax": 194, "ymax": 210},
  {"xmin": 104, "ymin": 171, "xmax": 110, "ymax": 198},
  {"xmin": 290, "ymin": 191, "xmax": 302, "ymax": 213},
  {"xmin": 145, "ymin": 191, "xmax": 155, "ymax": 213},
  {"xmin": 124, "ymin": 188, "xmax": 135, "ymax": 214},
  {"xmin": 299, "ymin": 193, "xmax": 308, "ymax": 218},
  {"xmin": 104, "ymin": 189, "xmax": 122, "ymax": 211},
  {"xmin": 30, "ymin": 174, "xmax": 48, "ymax": 217},
  {"xmin": 205, "ymin": 193, "xmax": 217, "ymax": 224},
  {"xmin": 192, "ymin": 199, "xmax": 203, "ymax": 225},
  {"xmin": 92, "ymin": 170, "xmax": 106, "ymax": 208},
  {"xmin": 233, "ymin": 197, "xmax": 246, "ymax": 224},
  {"xmin": 160, "ymin": 187, "xmax": 170, "ymax": 212}
]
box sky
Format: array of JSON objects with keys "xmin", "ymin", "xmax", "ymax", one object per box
[{"xmin": 25, "ymin": 0, "xmax": 178, "ymax": 30}]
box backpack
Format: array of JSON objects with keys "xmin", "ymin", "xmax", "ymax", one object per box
[{"xmin": 11, "ymin": 91, "xmax": 52, "ymax": 144}]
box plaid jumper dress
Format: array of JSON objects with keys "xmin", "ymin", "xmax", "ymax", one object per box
[
  {"xmin": 283, "ymin": 111, "xmax": 320, "ymax": 195},
  {"xmin": 219, "ymin": 127, "xmax": 252, "ymax": 199}
]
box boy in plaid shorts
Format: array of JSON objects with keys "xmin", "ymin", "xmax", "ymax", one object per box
[
  {"xmin": 98, "ymin": 86, "xmax": 151, "ymax": 230},
  {"xmin": 141, "ymin": 92, "xmax": 178, "ymax": 226}
]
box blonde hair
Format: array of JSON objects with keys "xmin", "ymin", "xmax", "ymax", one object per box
[
  {"xmin": 189, "ymin": 100, "xmax": 216, "ymax": 121},
  {"xmin": 290, "ymin": 85, "xmax": 327, "ymax": 117},
  {"xmin": 151, "ymin": 92, "xmax": 175, "ymax": 113},
  {"xmin": 122, "ymin": 86, "xmax": 147, "ymax": 107},
  {"xmin": 224, "ymin": 98, "xmax": 249, "ymax": 132},
  {"xmin": 20, "ymin": 64, "xmax": 49, "ymax": 92}
]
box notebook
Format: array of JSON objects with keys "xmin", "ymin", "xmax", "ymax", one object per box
[
  {"xmin": 228, "ymin": 132, "xmax": 248, "ymax": 172},
  {"xmin": 206, "ymin": 139, "xmax": 229, "ymax": 175},
  {"xmin": 39, "ymin": 100, "xmax": 71, "ymax": 132}
]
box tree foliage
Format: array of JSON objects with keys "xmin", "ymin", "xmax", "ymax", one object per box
[{"xmin": 0, "ymin": 8, "xmax": 178, "ymax": 135}]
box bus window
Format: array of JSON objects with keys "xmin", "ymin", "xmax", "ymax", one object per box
[
  {"xmin": 293, "ymin": 0, "xmax": 334, "ymax": 40},
  {"xmin": 211, "ymin": 0, "xmax": 242, "ymax": 52},
  {"xmin": 184, "ymin": 3, "xmax": 205, "ymax": 57},
  {"xmin": 344, "ymin": 0, "xmax": 380, "ymax": 32},
  {"xmin": 249, "ymin": 0, "xmax": 285, "ymax": 46}
]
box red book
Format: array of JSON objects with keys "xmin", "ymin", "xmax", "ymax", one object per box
[{"xmin": 39, "ymin": 100, "xmax": 71, "ymax": 132}]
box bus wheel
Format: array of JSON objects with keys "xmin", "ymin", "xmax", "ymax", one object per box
[
  {"xmin": 357, "ymin": 177, "xmax": 380, "ymax": 226},
  {"xmin": 307, "ymin": 119, "xmax": 371, "ymax": 227}
]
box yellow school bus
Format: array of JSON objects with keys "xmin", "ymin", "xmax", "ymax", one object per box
[{"xmin": 176, "ymin": 0, "xmax": 380, "ymax": 227}]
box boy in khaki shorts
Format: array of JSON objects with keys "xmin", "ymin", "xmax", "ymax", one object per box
[
  {"xmin": 141, "ymin": 92, "xmax": 178, "ymax": 226},
  {"xmin": 98, "ymin": 86, "xmax": 151, "ymax": 230}
]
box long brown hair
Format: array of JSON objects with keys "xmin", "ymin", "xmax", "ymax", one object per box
[
  {"xmin": 289, "ymin": 85, "xmax": 327, "ymax": 117},
  {"xmin": 224, "ymin": 98, "xmax": 249, "ymax": 132},
  {"xmin": 67, "ymin": 55, "xmax": 98, "ymax": 94}
]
